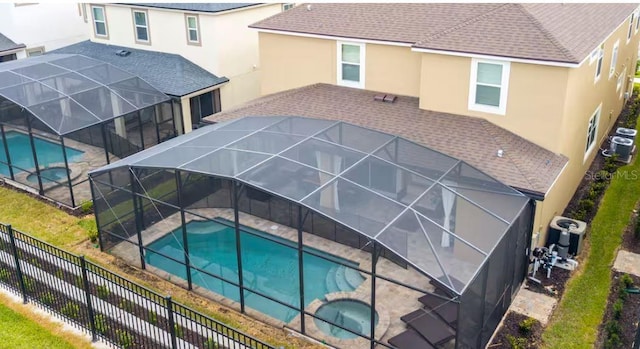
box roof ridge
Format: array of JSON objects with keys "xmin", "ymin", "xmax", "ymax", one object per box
[
  {"xmin": 514, "ymin": 4, "xmax": 576, "ymax": 62},
  {"xmin": 477, "ymin": 119, "xmax": 539, "ymax": 192},
  {"xmin": 418, "ymin": 3, "xmax": 512, "ymax": 44}
]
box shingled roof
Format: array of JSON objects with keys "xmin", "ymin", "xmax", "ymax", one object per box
[
  {"xmin": 52, "ymin": 41, "xmax": 227, "ymax": 97},
  {"xmin": 0, "ymin": 32, "xmax": 25, "ymax": 54},
  {"xmin": 252, "ymin": 3, "xmax": 638, "ymax": 64},
  {"xmin": 204, "ymin": 84, "xmax": 567, "ymax": 198}
]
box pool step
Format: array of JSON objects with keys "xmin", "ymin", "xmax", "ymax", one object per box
[
  {"xmin": 334, "ymin": 265, "xmax": 353, "ymax": 292},
  {"xmin": 344, "ymin": 268, "xmax": 365, "ymax": 290},
  {"xmin": 325, "ymin": 266, "xmax": 340, "ymax": 293}
]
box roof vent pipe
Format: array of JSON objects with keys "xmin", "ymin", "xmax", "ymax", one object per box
[{"xmin": 307, "ymin": 4, "xmax": 312, "ymax": 11}]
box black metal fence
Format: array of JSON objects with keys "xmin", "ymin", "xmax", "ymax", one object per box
[{"xmin": 0, "ymin": 222, "xmax": 275, "ymax": 349}]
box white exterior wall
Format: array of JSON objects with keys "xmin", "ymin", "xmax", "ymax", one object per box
[
  {"xmin": 0, "ymin": 3, "xmax": 88, "ymax": 58},
  {"xmin": 87, "ymin": 3, "xmax": 282, "ymax": 110}
]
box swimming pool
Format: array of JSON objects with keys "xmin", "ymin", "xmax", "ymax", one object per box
[
  {"xmin": 146, "ymin": 219, "xmax": 364, "ymax": 323},
  {"xmin": 0, "ymin": 131, "xmax": 84, "ymax": 177}
]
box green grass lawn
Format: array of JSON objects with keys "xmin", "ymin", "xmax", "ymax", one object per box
[
  {"xmin": 0, "ymin": 300, "xmax": 82, "ymax": 349},
  {"xmin": 542, "ymin": 125, "xmax": 640, "ymax": 347},
  {"xmin": 0, "ymin": 187, "xmax": 88, "ymax": 249}
]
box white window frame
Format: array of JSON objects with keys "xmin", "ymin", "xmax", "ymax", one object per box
[
  {"xmin": 26, "ymin": 47, "xmax": 44, "ymax": 57},
  {"xmin": 610, "ymin": 40, "xmax": 619, "ymax": 79},
  {"xmin": 282, "ymin": 3, "xmax": 294, "ymax": 11},
  {"xmin": 132, "ymin": 9, "xmax": 150, "ymax": 44},
  {"xmin": 589, "ymin": 47, "xmax": 599, "ymax": 65},
  {"xmin": 468, "ymin": 58, "xmax": 510, "ymax": 115},
  {"xmin": 336, "ymin": 41, "xmax": 365, "ymax": 89},
  {"xmin": 594, "ymin": 43, "xmax": 605, "ymax": 82},
  {"xmin": 636, "ymin": 9, "xmax": 640, "ymax": 34},
  {"xmin": 629, "ymin": 12, "xmax": 636, "ymax": 43},
  {"xmin": 617, "ymin": 67, "xmax": 626, "ymax": 93},
  {"xmin": 584, "ymin": 104, "xmax": 601, "ymax": 162},
  {"xmin": 91, "ymin": 5, "xmax": 108, "ymax": 38},
  {"xmin": 185, "ymin": 14, "xmax": 200, "ymax": 45}
]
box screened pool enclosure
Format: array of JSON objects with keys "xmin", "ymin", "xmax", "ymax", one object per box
[
  {"xmin": 0, "ymin": 54, "xmax": 180, "ymax": 207},
  {"xmin": 90, "ymin": 116, "xmax": 534, "ymax": 349}
]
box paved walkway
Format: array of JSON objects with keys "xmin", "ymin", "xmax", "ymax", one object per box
[
  {"xmin": 613, "ymin": 249, "xmax": 640, "ymax": 276},
  {"xmin": 509, "ymin": 288, "xmax": 557, "ymax": 326}
]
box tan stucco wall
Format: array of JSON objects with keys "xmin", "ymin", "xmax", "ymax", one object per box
[
  {"xmin": 259, "ymin": 32, "xmax": 336, "ymax": 95},
  {"xmin": 86, "ymin": 4, "xmax": 281, "ymax": 116},
  {"xmin": 419, "ymin": 54, "xmax": 569, "ymax": 153},
  {"xmin": 259, "ymin": 32, "xmax": 421, "ymax": 97}
]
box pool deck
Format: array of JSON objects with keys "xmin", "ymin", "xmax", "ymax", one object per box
[{"xmin": 109, "ymin": 207, "xmax": 463, "ymax": 348}]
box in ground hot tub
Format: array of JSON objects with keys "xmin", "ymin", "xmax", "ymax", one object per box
[
  {"xmin": 27, "ymin": 167, "xmax": 71, "ymax": 184},
  {"xmin": 314, "ymin": 299, "xmax": 379, "ymax": 339}
]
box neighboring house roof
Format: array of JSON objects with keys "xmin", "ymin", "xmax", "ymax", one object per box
[
  {"xmin": 0, "ymin": 32, "xmax": 25, "ymax": 54},
  {"xmin": 251, "ymin": 3, "xmax": 638, "ymax": 64},
  {"xmin": 204, "ymin": 84, "xmax": 568, "ymax": 198},
  {"xmin": 51, "ymin": 41, "xmax": 228, "ymax": 97},
  {"xmin": 122, "ymin": 3, "xmax": 259, "ymax": 13}
]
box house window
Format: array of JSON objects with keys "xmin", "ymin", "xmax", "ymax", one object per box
[
  {"xmin": 585, "ymin": 105, "xmax": 601, "ymax": 159},
  {"xmin": 282, "ymin": 3, "xmax": 294, "ymax": 11},
  {"xmin": 337, "ymin": 42, "xmax": 365, "ymax": 88},
  {"xmin": 189, "ymin": 89, "xmax": 221, "ymax": 125},
  {"xmin": 610, "ymin": 40, "xmax": 619, "ymax": 79},
  {"xmin": 636, "ymin": 10, "xmax": 640, "ymax": 33},
  {"xmin": 629, "ymin": 13, "xmax": 636, "ymax": 43},
  {"xmin": 185, "ymin": 15, "xmax": 199, "ymax": 44},
  {"xmin": 91, "ymin": 5, "xmax": 108, "ymax": 37},
  {"xmin": 133, "ymin": 10, "xmax": 149, "ymax": 43},
  {"xmin": 595, "ymin": 44, "xmax": 604, "ymax": 81},
  {"xmin": 26, "ymin": 47, "xmax": 44, "ymax": 57},
  {"xmin": 0, "ymin": 54, "xmax": 17, "ymax": 63},
  {"xmin": 468, "ymin": 59, "xmax": 510, "ymax": 115}
]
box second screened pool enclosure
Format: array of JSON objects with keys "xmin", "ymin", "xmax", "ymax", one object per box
[{"xmin": 90, "ymin": 116, "xmax": 534, "ymax": 349}]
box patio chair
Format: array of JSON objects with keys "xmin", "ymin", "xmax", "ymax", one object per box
[
  {"xmin": 388, "ymin": 329, "xmax": 435, "ymax": 349},
  {"xmin": 418, "ymin": 293, "xmax": 458, "ymax": 328},
  {"xmin": 401, "ymin": 308, "xmax": 456, "ymax": 346}
]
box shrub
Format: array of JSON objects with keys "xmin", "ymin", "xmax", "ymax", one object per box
[
  {"xmin": 148, "ymin": 310, "xmax": 158, "ymax": 325},
  {"xmin": 579, "ymin": 199, "xmax": 595, "ymax": 212},
  {"xmin": 605, "ymin": 333, "xmax": 622, "ymax": 349},
  {"xmin": 613, "ymin": 299, "xmax": 623, "ymax": 320},
  {"xmin": 586, "ymin": 187, "xmax": 598, "ymax": 201},
  {"xmin": 619, "ymin": 287, "xmax": 628, "ymax": 301},
  {"xmin": 506, "ymin": 334, "xmax": 527, "ymax": 349},
  {"xmin": 80, "ymin": 200, "xmax": 93, "ymax": 214},
  {"xmin": 518, "ymin": 317, "xmax": 537, "ymax": 336},
  {"xmin": 94, "ymin": 314, "xmax": 108, "ymax": 334},
  {"xmin": 78, "ymin": 218, "xmax": 98, "ymax": 244},
  {"xmin": 174, "ymin": 324, "xmax": 184, "ymax": 339},
  {"xmin": 96, "ymin": 285, "xmax": 110, "ymax": 300},
  {"xmin": 571, "ymin": 209, "xmax": 587, "ymax": 221},
  {"xmin": 604, "ymin": 155, "xmax": 620, "ymax": 173},
  {"xmin": 621, "ymin": 273, "xmax": 634, "ymax": 289},
  {"xmin": 116, "ymin": 329, "xmax": 134, "ymax": 349},
  {"xmin": 41, "ymin": 292, "xmax": 55, "ymax": 306},
  {"xmin": 595, "ymin": 170, "xmax": 611, "ymax": 183},
  {"xmin": 0, "ymin": 269, "xmax": 10, "ymax": 282},
  {"xmin": 118, "ymin": 299, "xmax": 134, "ymax": 312},
  {"xmin": 61, "ymin": 302, "xmax": 80, "ymax": 319},
  {"xmin": 605, "ymin": 320, "xmax": 622, "ymax": 337},
  {"xmin": 592, "ymin": 180, "xmax": 608, "ymax": 193},
  {"xmin": 204, "ymin": 338, "xmax": 219, "ymax": 349},
  {"xmin": 23, "ymin": 277, "xmax": 35, "ymax": 293}
]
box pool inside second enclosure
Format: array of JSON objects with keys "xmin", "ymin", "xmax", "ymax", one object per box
[{"xmin": 145, "ymin": 218, "xmax": 365, "ymax": 323}]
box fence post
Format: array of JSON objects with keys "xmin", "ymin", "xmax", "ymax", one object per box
[
  {"xmin": 80, "ymin": 256, "xmax": 97, "ymax": 342},
  {"xmin": 166, "ymin": 296, "xmax": 178, "ymax": 349},
  {"xmin": 7, "ymin": 225, "xmax": 28, "ymax": 304}
]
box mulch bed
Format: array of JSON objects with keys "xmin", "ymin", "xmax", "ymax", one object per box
[
  {"xmin": 523, "ymin": 267, "xmax": 572, "ymax": 299},
  {"xmin": 621, "ymin": 202, "xmax": 640, "ymax": 254},
  {"xmin": 595, "ymin": 271, "xmax": 640, "ymax": 349},
  {"xmin": 488, "ymin": 312, "xmax": 543, "ymax": 349}
]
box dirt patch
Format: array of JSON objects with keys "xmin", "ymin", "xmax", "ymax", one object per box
[{"xmin": 489, "ymin": 312, "xmax": 543, "ymax": 349}]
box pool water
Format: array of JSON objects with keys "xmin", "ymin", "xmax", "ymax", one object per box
[
  {"xmin": 26, "ymin": 167, "xmax": 71, "ymax": 184},
  {"xmin": 146, "ymin": 219, "xmax": 364, "ymax": 323},
  {"xmin": 0, "ymin": 131, "xmax": 84, "ymax": 177},
  {"xmin": 314, "ymin": 300, "xmax": 379, "ymax": 339}
]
